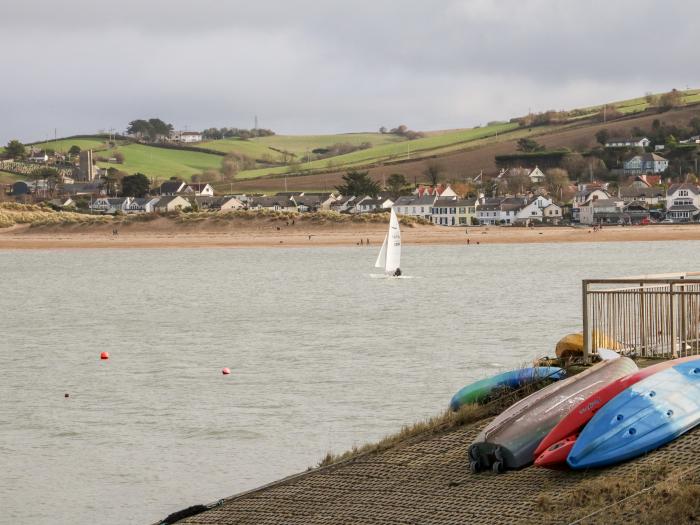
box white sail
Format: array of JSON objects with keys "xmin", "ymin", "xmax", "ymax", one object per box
[
  {"xmin": 374, "ymin": 234, "xmax": 388, "ymax": 268},
  {"xmin": 384, "ymin": 208, "xmax": 401, "ymax": 274}
]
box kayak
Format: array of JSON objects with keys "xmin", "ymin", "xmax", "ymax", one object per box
[
  {"xmin": 468, "ymin": 357, "xmax": 637, "ymax": 473},
  {"xmin": 449, "ymin": 367, "xmax": 564, "ymax": 411},
  {"xmin": 568, "ymin": 359, "xmax": 700, "ymax": 469},
  {"xmin": 534, "ymin": 355, "xmax": 700, "ymax": 469}
]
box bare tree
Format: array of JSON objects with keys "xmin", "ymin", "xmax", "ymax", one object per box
[{"xmin": 423, "ymin": 160, "xmax": 445, "ymax": 186}]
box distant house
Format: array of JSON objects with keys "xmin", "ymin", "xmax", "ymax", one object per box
[
  {"xmin": 623, "ymin": 153, "xmax": 669, "ymax": 174},
  {"xmin": 184, "ymin": 183, "xmax": 214, "ymax": 197},
  {"xmin": 293, "ymin": 195, "xmax": 323, "ymax": 212},
  {"xmin": 27, "ymin": 150, "xmax": 49, "ymax": 163},
  {"xmin": 354, "ymin": 196, "xmax": 394, "ymax": 213},
  {"xmin": 542, "ymin": 203, "xmax": 563, "ymax": 224},
  {"xmin": 329, "ymin": 195, "xmax": 356, "ymax": 213},
  {"xmin": 248, "ymin": 196, "xmax": 296, "ymax": 212},
  {"xmin": 665, "ymin": 183, "xmax": 700, "ymax": 222},
  {"xmin": 48, "ymin": 197, "xmax": 76, "ymax": 209},
  {"xmin": 579, "ymin": 199, "xmax": 625, "ymax": 225},
  {"xmin": 623, "ymin": 201, "xmax": 651, "ymax": 224},
  {"xmin": 195, "ymin": 196, "xmax": 245, "ymax": 211},
  {"xmin": 126, "ymin": 197, "xmax": 160, "ymax": 213},
  {"xmin": 413, "ymin": 184, "xmax": 457, "ymax": 198},
  {"xmin": 301, "ymin": 192, "xmax": 338, "ymax": 210},
  {"xmin": 528, "ymin": 166, "xmax": 546, "ymax": 184},
  {"xmin": 90, "ymin": 197, "xmax": 131, "ymax": 214},
  {"xmin": 430, "ymin": 198, "xmax": 477, "ymax": 226},
  {"xmin": 474, "ymin": 195, "xmax": 553, "ymax": 225},
  {"xmin": 393, "ymin": 195, "xmax": 438, "ymax": 220},
  {"xmin": 619, "ymin": 185, "xmax": 666, "ymax": 206},
  {"xmin": 153, "ymin": 195, "xmax": 191, "ymax": 212},
  {"xmin": 160, "ymin": 181, "xmax": 188, "ymax": 195},
  {"xmin": 605, "ymin": 137, "xmax": 650, "ymax": 148},
  {"xmin": 170, "ymin": 131, "xmax": 203, "ymax": 143}
]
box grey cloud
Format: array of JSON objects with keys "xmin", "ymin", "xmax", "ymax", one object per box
[{"xmin": 1, "ymin": 0, "xmax": 699, "ymax": 143}]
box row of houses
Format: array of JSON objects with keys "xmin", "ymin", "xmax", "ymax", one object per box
[{"xmin": 574, "ymin": 178, "xmax": 700, "ymax": 224}]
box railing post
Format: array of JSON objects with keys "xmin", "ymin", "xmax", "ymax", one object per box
[
  {"xmin": 669, "ymin": 282, "xmax": 676, "ymax": 358},
  {"xmin": 582, "ymin": 280, "xmax": 590, "ymax": 363}
]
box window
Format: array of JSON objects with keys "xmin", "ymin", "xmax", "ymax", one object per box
[{"xmin": 459, "ymin": 207, "xmax": 466, "ymax": 213}]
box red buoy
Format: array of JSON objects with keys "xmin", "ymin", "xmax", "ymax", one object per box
[
  {"xmin": 100, "ymin": 351, "xmax": 110, "ymax": 360},
  {"xmin": 222, "ymin": 367, "xmax": 231, "ymax": 375}
]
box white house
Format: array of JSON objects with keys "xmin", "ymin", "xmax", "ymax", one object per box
[
  {"xmin": 514, "ymin": 195, "xmax": 552, "ymax": 222},
  {"xmin": 126, "ymin": 197, "xmax": 160, "ymax": 213},
  {"xmin": 90, "ymin": 197, "xmax": 132, "ymax": 214},
  {"xmin": 160, "ymin": 181, "xmax": 188, "ymax": 195},
  {"xmin": 430, "ymin": 198, "xmax": 477, "ymax": 226},
  {"xmin": 171, "ymin": 131, "xmax": 203, "ymax": 143},
  {"xmin": 528, "ymin": 166, "xmax": 546, "ymax": 184},
  {"xmin": 393, "ymin": 194, "xmax": 438, "ymax": 220},
  {"xmin": 154, "ymin": 195, "xmax": 191, "ymax": 212},
  {"xmin": 184, "ymin": 183, "xmax": 215, "ymax": 197},
  {"xmin": 329, "ymin": 195, "xmax": 356, "ymax": 213},
  {"xmin": 665, "ymin": 183, "xmax": 700, "ymax": 222},
  {"xmin": 623, "ymin": 153, "xmax": 669, "ymax": 174},
  {"xmin": 196, "ymin": 196, "xmax": 245, "ymax": 211},
  {"xmin": 248, "ymin": 196, "xmax": 297, "ymax": 212},
  {"xmin": 27, "ymin": 150, "xmax": 49, "ymax": 163},
  {"xmin": 579, "ymin": 199, "xmax": 625, "ymax": 225},
  {"xmin": 354, "ymin": 196, "xmax": 394, "ymax": 213},
  {"xmin": 543, "ymin": 203, "xmax": 563, "ymax": 224},
  {"xmin": 605, "ymin": 137, "xmax": 650, "ymax": 148}
]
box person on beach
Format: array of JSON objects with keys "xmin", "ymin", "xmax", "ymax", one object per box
[
  {"xmin": 467, "ymin": 239, "xmax": 470, "ymax": 245},
  {"xmin": 360, "ymin": 238, "xmax": 363, "ymax": 245},
  {"xmin": 366, "ymin": 238, "xmax": 369, "ymax": 245}
]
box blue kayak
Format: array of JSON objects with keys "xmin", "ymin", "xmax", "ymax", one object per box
[
  {"xmin": 568, "ymin": 359, "xmax": 700, "ymax": 469},
  {"xmin": 449, "ymin": 366, "xmax": 565, "ymax": 411}
]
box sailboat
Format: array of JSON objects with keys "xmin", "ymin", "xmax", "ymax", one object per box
[{"xmin": 374, "ymin": 208, "xmax": 402, "ymax": 277}]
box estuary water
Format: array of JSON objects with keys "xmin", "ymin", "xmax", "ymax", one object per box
[{"xmin": 1, "ymin": 241, "xmax": 699, "ymax": 524}]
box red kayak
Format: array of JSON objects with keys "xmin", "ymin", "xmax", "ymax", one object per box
[
  {"xmin": 533, "ymin": 354, "xmax": 700, "ymax": 468},
  {"xmin": 534, "ymin": 434, "xmax": 577, "ymax": 469}
]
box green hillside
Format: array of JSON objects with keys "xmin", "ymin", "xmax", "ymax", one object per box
[
  {"xmin": 95, "ymin": 144, "xmax": 222, "ymax": 180},
  {"xmin": 4, "ymin": 87, "xmax": 699, "ymax": 184},
  {"xmin": 29, "ymin": 137, "xmax": 113, "ymax": 153},
  {"xmin": 236, "ymin": 122, "xmax": 519, "ymax": 179},
  {"xmin": 200, "ymin": 132, "xmax": 407, "ymax": 162}
]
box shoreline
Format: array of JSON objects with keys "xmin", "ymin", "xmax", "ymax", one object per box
[{"xmin": 2, "ymin": 222, "xmax": 700, "ymax": 250}]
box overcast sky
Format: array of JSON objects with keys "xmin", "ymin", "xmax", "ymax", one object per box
[{"xmin": 2, "ymin": 0, "xmax": 699, "ymax": 143}]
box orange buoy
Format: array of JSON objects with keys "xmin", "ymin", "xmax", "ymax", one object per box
[
  {"xmin": 100, "ymin": 351, "xmax": 110, "ymax": 360},
  {"xmin": 222, "ymin": 367, "xmax": 231, "ymax": 375}
]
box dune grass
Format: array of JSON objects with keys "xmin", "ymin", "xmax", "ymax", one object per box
[{"xmin": 0, "ymin": 202, "xmax": 112, "ymax": 228}]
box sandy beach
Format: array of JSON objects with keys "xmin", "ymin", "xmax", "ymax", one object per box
[{"xmin": 1, "ymin": 218, "xmax": 700, "ymax": 250}]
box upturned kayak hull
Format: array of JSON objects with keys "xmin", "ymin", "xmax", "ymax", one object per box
[
  {"xmin": 534, "ymin": 355, "xmax": 700, "ymax": 467},
  {"xmin": 468, "ymin": 357, "xmax": 638, "ymax": 472},
  {"xmin": 568, "ymin": 360, "xmax": 700, "ymax": 469},
  {"xmin": 450, "ymin": 367, "xmax": 564, "ymax": 411}
]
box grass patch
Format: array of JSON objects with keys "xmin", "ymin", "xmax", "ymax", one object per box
[
  {"xmin": 95, "ymin": 143, "xmax": 222, "ymax": 180},
  {"xmin": 552, "ymin": 463, "xmax": 700, "ymax": 524}
]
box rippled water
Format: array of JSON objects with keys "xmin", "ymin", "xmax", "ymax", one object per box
[{"xmin": 1, "ymin": 241, "xmax": 699, "ymax": 524}]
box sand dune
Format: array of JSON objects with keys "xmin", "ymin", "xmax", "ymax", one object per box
[{"xmin": 1, "ymin": 217, "xmax": 700, "ymax": 250}]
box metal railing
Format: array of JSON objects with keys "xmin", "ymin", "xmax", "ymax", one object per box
[{"xmin": 582, "ymin": 273, "xmax": 700, "ymax": 362}]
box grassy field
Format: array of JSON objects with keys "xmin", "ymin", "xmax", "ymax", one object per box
[
  {"xmin": 236, "ymin": 122, "xmax": 520, "ymax": 179},
  {"xmin": 26, "ymin": 137, "xmax": 114, "ymax": 153},
  {"xmin": 95, "ymin": 144, "xmax": 222, "ymax": 181},
  {"xmin": 197, "ymin": 138, "xmax": 283, "ymax": 160},
  {"xmin": 200, "ymin": 132, "xmax": 407, "ymax": 161},
  {"xmin": 0, "ymin": 171, "xmax": 22, "ymax": 184}
]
